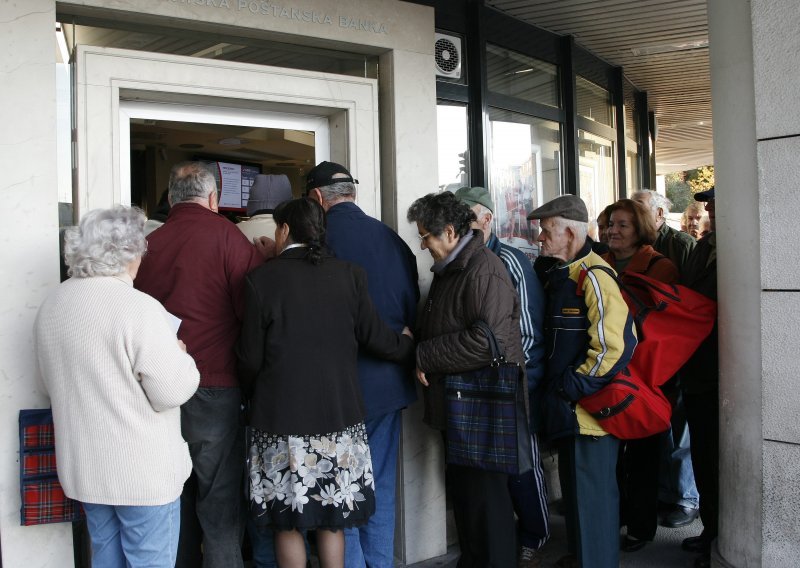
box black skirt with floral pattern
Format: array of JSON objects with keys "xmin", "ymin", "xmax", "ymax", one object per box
[{"xmin": 247, "ymin": 422, "xmax": 375, "ymax": 531}]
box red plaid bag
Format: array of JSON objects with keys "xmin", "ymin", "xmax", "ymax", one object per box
[{"xmin": 19, "ymin": 409, "xmax": 84, "ymax": 526}]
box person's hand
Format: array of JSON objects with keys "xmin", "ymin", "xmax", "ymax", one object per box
[
  {"xmin": 177, "ymin": 339, "xmax": 187, "ymax": 352},
  {"xmin": 402, "ymin": 326, "xmax": 414, "ymax": 339},
  {"xmin": 254, "ymin": 236, "xmax": 277, "ymax": 259},
  {"xmin": 415, "ymin": 367, "xmax": 428, "ymax": 387}
]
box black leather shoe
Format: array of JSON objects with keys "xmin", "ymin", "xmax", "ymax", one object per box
[
  {"xmin": 621, "ymin": 536, "xmax": 649, "ymax": 552},
  {"xmin": 662, "ymin": 505, "xmax": 700, "ymax": 528},
  {"xmin": 682, "ymin": 535, "xmax": 711, "ymax": 554}
]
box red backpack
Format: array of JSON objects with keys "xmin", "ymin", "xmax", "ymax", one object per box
[{"xmin": 576, "ymin": 265, "xmax": 717, "ymax": 439}]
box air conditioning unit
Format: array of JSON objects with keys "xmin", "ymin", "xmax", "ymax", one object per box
[{"xmin": 434, "ymin": 33, "xmax": 462, "ymax": 80}]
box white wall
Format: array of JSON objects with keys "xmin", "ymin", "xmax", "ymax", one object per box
[{"xmin": 0, "ymin": 1, "xmax": 76, "ymax": 565}]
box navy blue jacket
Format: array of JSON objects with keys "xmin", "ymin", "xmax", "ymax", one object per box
[
  {"xmin": 487, "ymin": 234, "xmax": 546, "ymax": 428},
  {"xmin": 326, "ymin": 202, "xmax": 420, "ymax": 420}
]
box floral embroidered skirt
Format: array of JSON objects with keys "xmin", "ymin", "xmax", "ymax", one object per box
[{"xmin": 247, "ymin": 422, "xmax": 375, "ymax": 531}]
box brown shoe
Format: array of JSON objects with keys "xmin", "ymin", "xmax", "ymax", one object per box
[{"xmin": 518, "ymin": 546, "xmax": 541, "ymax": 568}]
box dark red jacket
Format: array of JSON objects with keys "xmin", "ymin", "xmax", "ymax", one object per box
[{"xmin": 135, "ymin": 203, "xmax": 263, "ymax": 388}]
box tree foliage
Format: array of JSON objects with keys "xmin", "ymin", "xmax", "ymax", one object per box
[
  {"xmin": 665, "ymin": 171, "xmax": 691, "ymax": 213},
  {"xmin": 686, "ymin": 166, "xmax": 715, "ymax": 194}
]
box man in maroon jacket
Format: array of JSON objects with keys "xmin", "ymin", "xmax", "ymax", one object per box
[{"xmin": 136, "ymin": 162, "xmax": 263, "ymax": 568}]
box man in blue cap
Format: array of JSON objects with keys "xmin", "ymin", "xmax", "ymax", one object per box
[
  {"xmin": 678, "ymin": 187, "xmax": 718, "ymax": 568},
  {"xmin": 455, "ymin": 186, "xmax": 549, "ymax": 567}
]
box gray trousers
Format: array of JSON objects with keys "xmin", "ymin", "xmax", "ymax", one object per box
[{"xmin": 176, "ymin": 387, "xmax": 245, "ymax": 568}]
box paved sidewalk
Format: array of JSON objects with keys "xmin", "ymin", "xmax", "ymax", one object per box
[{"xmin": 408, "ymin": 505, "xmax": 706, "ymax": 567}]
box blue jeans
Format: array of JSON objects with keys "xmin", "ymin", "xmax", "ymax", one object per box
[
  {"xmin": 176, "ymin": 387, "xmax": 245, "ymax": 568},
  {"xmin": 83, "ymin": 498, "xmax": 180, "ymax": 568},
  {"xmin": 659, "ymin": 392, "xmax": 700, "ymax": 509},
  {"xmin": 344, "ymin": 411, "xmax": 401, "ymax": 568},
  {"xmin": 559, "ymin": 434, "xmax": 619, "ymax": 568}
]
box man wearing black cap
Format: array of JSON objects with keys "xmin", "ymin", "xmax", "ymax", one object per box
[
  {"xmin": 306, "ymin": 161, "xmax": 419, "ymax": 568},
  {"xmin": 527, "ymin": 195, "xmax": 638, "ymax": 568},
  {"xmin": 677, "ymin": 187, "xmax": 718, "ymax": 568}
]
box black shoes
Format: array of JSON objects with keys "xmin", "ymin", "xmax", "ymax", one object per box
[
  {"xmin": 662, "ymin": 505, "xmax": 700, "ymax": 528},
  {"xmin": 621, "ymin": 535, "xmax": 649, "ymax": 552},
  {"xmin": 682, "ymin": 535, "xmax": 712, "ymax": 554}
]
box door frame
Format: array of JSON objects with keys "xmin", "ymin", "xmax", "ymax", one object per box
[{"xmin": 74, "ymin": 45, "xmax": 380, "ymax": 218}]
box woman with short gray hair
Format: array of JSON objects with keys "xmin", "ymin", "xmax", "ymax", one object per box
[{"xmin": 35, "ymin": 205, "xmax": 200, "ymax": 568}]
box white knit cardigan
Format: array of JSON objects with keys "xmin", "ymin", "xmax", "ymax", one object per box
[{"xmin": 34, "ymin": 274, "xmax": 200, "ymax": 506}]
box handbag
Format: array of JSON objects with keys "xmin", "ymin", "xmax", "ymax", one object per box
[
  {"xmin": 444, "ymin": 320, "xmax": 533, "ymax": 475},
  {"xmin": 19, "ymin": 408, "xmax": 84, "ymax": 526}
]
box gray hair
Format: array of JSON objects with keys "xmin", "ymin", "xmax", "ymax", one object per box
[
  {"xmin": 63, "ymin": 206, "xmax": 147, "ymax": 278},
  {"xmin": 318, "ymin": 181, "xmax": 356, "ymax": 203},
  {"xmin": 633, "ymin": 189, "xmax": 672, "ymax": 214},
  {"xmin": 472, "ymin": 203, "xmax": 493, "ymax": 220},
  {"xmin": 550, "ymin": 216, "xmax": 588, "ymax": 243},
  {"xmin": 168, "ymin": 162, "xmax": 217, "ymax": 204}
]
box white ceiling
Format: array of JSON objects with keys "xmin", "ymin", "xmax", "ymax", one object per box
[{"xmin": 487, "ymin": 0, "xmax": 713, "ymax": 174}]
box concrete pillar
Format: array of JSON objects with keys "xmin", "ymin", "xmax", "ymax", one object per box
[
  {"xmin": 0, "ymin": 0, "xmax": 76, "ymax": 565},
  {"xmin": 709, "ymin": 0, "xmax": 800, "ymax": 565}
]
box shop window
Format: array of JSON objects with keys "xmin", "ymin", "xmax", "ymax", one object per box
[
  {"xmin": 487, "ymin": 108, "xmax": 562, "ymax": 262},
  {"xmin": 578, "ymin": 129, "xmax": 616, "ymax": 223},
  {"xmin": 437, "ymin": 102, "xmax": 470, "ymax": 191},
  {"xmin": 576, "ymin": 76, "xmax": 614, "ymax": 127},
  {"xmin": 486, "ymin": 44, "xmax": 559, "ymax": 108},
  {"xmin": 626, "ymin": 146, "xmax": 640, "ymax": 192}
]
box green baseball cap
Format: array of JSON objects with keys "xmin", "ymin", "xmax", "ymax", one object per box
[{"xmin": 454, "ymin": 186, "xmax": 494, "ymax": 213}]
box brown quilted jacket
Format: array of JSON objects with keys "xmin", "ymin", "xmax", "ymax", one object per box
[{"xmin": 416, "ymin": 230, "xmax": 524, "ymax": 430}]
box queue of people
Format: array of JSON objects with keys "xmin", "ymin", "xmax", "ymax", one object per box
[{"xmin": 33, "ymin": 160, "xmax": 718, "ymax": 568}]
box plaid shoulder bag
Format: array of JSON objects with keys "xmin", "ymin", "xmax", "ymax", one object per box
[
  {"xmin": 19, "ymin": 408, "xmax": 84, "ymax": 526},
  {"xmin": 444, "ymin": 320, "xmax": 533, "ymax": 475}
]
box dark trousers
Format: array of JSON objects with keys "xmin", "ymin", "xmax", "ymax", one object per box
[
  {"xmin": 683, "ymin": 390, "xmax": 719, "ymax": 539},
  {"xmin": 559, "ymin": 435, "xmax": 620, "ymax": 568},
  {"xmin": 619, "ymin": 434, "xmax": 661, "ymax": 540},
  {"xmin": 449, "ymin": 464, "xmax": 516, "ymax": 567},
  {"xmin": 176, "ymin": 387, "xmax": 245, "ymax": 568},
  {"xmin": 508, "ymin": 433, "xmax": 550, "ymax": 549}
]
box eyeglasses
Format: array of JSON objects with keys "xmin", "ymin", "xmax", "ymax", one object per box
[{"xmin": 418, "ymin": 232, "xmax": 432, "ymax": 242}]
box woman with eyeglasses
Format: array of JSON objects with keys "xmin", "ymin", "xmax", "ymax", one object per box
[{"xmin": 407, "ymin": 191, "xmax": 525, "ymax": 567}]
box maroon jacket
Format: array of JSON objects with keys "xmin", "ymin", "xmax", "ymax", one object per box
[{"xmin": 135, "ymin": 203, "xmax": 263, "ymax": 388}]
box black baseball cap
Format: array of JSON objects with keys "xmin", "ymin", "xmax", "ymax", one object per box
[{"xmin": 305, "ymin": 161, "xmax": 358, "ymax": 192}]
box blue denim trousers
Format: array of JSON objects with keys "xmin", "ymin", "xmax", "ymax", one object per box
[
  {"xmin": 659, "ymin": 392, "xmax": 700, "ymax": 509},
  {"xmin": 176, "ymin": 387, "xmax": 245, "ymax": 568},
  {"xmin": 344, "ymin": 410, "xmax": 401, "ymax": 568},
  {"xmin": 83, "ymin": 498, "xmax": 180, "ymax": 568},
  {"xmin": 558, "ymin": 434, "xmax": 620, "ymax": 568}
]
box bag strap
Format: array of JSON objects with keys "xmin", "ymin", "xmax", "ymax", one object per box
[
  {"xmin": 473, "ymin": 320, "xmax": 506, "ymax": 364},
  {"xmin": 580, "ymin": 264, "xmax": 648, "ymax": 314}
]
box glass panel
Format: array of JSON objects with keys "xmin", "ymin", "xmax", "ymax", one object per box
[
  {"xmin": 437, "ymin": 103, "xmax": 470, "ymax": 191},
  {"xmin": 486, "ymin": 44, "xmax": 559, "ymax": 108},
  {"xmin": 626, "ymin": 146, "xmax": 640, "ymax": 192},
  {"xmin": 578, "ymin": 129, "xmax": 616, "ymax": 225},
  {"xmin": 576, "ymin": 76, "xmax": 614, "ymax": 127},
  {"xmin": 487, "ymin": 108, "xmax": 562, "ymax": 262},
  {"xmin": 623, "ymin": 78, "xmax": 639, "ymax": 142}
]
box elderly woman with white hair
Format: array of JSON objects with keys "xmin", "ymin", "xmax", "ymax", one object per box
[{"xmin": 34, "ymin": 205, "xmax": 200, "ymax": 568}]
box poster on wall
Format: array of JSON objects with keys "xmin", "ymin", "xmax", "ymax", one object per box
[{"xmin": 200, "ymin": 160, "xmax": 261, "ymax": 210}]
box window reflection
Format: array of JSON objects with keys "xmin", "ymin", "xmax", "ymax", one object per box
[
  {"xmin": 486, "ymin": 44, "xmax": 559, "ymax": 108},
  {"xmin": 576, "ymin": 76, "xmax": 614, "ymax": 127},
  {"xmin": 487, "ymin": 109, "xmax": 562, "ymax": 262},
  {"xmin": 578, "ymin": 129, "xmax": 616, "ymax": 225},
  {"xmin": 437, "ymin": 103, "xmax": 470, "ymax": 190}
]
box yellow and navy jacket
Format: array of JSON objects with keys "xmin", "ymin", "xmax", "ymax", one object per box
[{"xmin": 541, "ymin": 240, "xmax": 638, "ymax": 441}]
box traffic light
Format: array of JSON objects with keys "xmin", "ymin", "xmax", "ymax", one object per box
[{"xmin": 458, "ymin": 150, "xmax": 470, "ymax": 180}]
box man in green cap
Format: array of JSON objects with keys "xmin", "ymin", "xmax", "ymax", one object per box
[{"xmin": 455, "ymin": 186, "xmax": 549, "ymax": 567}]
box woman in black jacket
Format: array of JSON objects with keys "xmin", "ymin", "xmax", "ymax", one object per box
[
  {"xmin": 407, "ymin": 191, "xmax": 525, "ymax": 568},
  {"xmin": 238, "ymin": 198, "xmax": 413, "ymax": 568}
]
